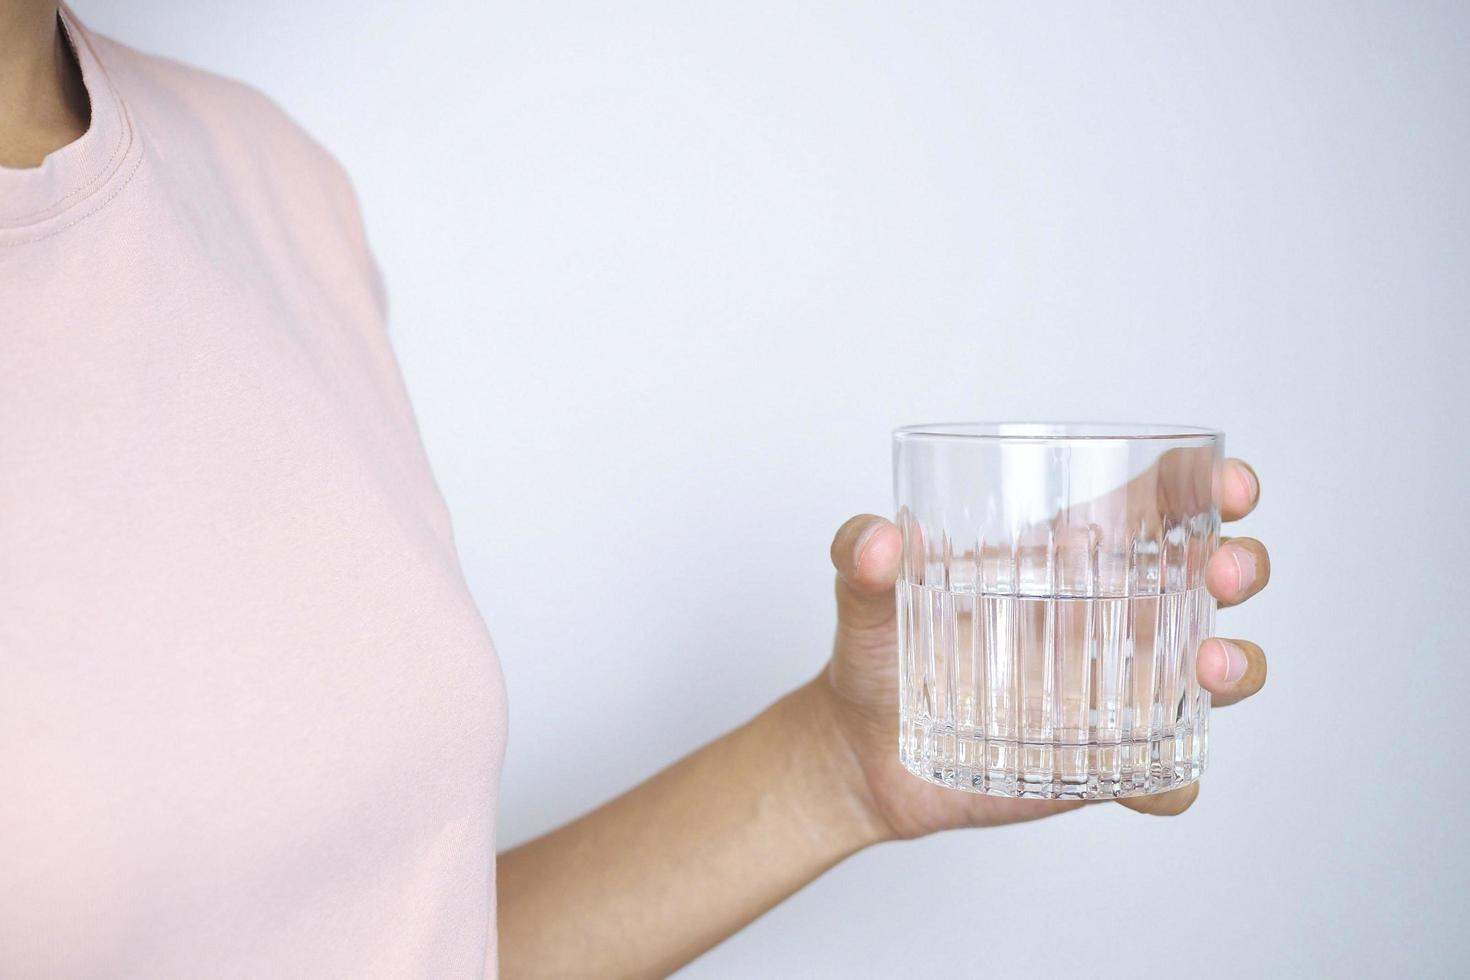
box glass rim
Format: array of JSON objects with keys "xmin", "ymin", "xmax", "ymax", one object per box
[{"xmin": 892, "ymin": 420, "xmax": 1222, "ymax": 443}]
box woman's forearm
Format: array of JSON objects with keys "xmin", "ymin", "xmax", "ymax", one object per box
[{"xmin": 496, "ymin": 678, "xmax": 891, "ymax": 979}]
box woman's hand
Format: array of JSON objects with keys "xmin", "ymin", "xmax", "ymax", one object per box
[
  {"xmin": 814, "ymin": 458, "xmax": 1269, "ymax": 841},
  {"xmin": 498, "ymin": 462, "xmax": 1267, "ymax": 977}
]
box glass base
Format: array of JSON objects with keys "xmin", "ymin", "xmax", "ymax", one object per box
[{"xmin": 900, "ymin": 715, "xmax": 1206, "ymax": 800}]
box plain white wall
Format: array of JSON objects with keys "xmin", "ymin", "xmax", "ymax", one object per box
[{"xmin": 73, "ymin": 2, "xmax": 1470, "ymax": 976}]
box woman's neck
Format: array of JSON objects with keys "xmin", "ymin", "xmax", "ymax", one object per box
[{"xmin": 0, "ymin": 1, "xmax": 90, "ymax": 168}]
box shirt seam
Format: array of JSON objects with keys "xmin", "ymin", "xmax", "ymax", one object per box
[
  {"xmin": 0, "ymin": 13, "xmax": 130, "ymax": 224},
  {"xmin": 0, "ymin": 135, "xmax": 144, "ymax": 248}
]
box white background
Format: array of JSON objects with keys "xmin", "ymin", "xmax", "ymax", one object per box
[{"xmin": 74, "ymin": 2, "xmax": 1470, "ymax": 976}]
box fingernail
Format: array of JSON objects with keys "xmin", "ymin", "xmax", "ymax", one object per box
[
  {"xmin": 1220, "ymin": 640, "xmax": 1248, "ymax": 685},
  {"xmin": 1229, "ymin": 545, "xmax": 1257, "ymax": 594},
  {"xmin": 853, "ymin": 523, "xmax": 882, "ymax": 566},
  {"xmin": 1233, "ymin": 465, "xmax": 1258, "ymax": 503}
]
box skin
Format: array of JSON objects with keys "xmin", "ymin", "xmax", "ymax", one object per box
[
  {"xmin": 0, "ymin": 1, "xmax": 88, "ymax": 169},
  {"xmin": 500, "ymin": 458, "xmax": 1268, "ymax": 976},
  {"xmin": 3, "ymin": 7, "xmax": 1273, "ymax": 976}
]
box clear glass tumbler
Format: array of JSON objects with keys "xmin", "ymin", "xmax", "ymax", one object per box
[{"xmin": 894, "ymin": 422, "xmax": 1223, "ymax": 800}]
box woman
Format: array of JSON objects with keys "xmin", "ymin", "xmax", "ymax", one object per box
[{"xmin": 0, "ymin": 4, "xmax": 1271, "ymax": 977}]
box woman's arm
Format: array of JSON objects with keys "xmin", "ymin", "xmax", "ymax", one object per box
[
  {"xmin": 498, "ymin": 460, "xmax": 1270, "ymax": 977},
  {"xmin": 496, "ymin": 678, "xmax": 886, "ymax": 979}
]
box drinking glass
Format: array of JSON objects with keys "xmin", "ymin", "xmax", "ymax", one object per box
[{"xmin": 893, "ymin": 422, "xmax": 1223, "ymax": 799}]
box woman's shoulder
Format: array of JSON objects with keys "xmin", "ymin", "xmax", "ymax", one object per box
[
  {"xmin": 78, "ymin": 26, "xmax": 378, "ymax": 295},
  {"xmin": 87, "ymin": 27, "xmax": 358, "ymax": 216}
]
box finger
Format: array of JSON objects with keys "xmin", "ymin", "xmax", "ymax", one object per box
[
  {"xmin": 1196, "ymin": 637, "xmax": 1267, "ymax": 707},
  {"xmin": 1221, "ymin": 459, "xmax": 1260, "ymax": 522},
  {"xmin": 830, "ymin": 514, "xmax": 902, "ymax": 633},
  {"xmin": 1116, "ymin": 780, "xmax": 1200, "ymax": 816},
  {"xmin": 1205, "ymin": 536, "xmax": 1270, "ymax": 608}
]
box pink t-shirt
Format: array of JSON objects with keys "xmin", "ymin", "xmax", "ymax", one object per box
[{"xmin": 0, "ymin": 11, "xmax": 508, "ymax": 977}]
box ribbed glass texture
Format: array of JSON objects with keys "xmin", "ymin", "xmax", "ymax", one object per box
[{"xmin": 894, "ymin": 423, "xmax": 1223, "ymax": 800}]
